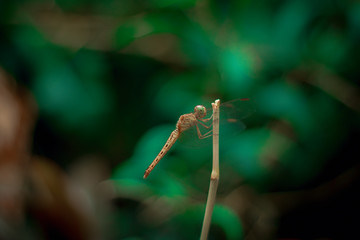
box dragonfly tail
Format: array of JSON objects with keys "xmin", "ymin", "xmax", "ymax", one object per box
[{"xmin": 143, "ymin": 129, "xmax": 179, "ymax": 179}]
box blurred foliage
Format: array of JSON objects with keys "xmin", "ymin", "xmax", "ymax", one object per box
[{"xmin": 1, "ymin": 0, "xmax": 360, "ymax": 239}]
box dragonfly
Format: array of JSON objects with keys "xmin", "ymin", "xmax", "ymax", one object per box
[{"xmin": 143, "ymin": 98, "xmax": 255, "ymax": 179}]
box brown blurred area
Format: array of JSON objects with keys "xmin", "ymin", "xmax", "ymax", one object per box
[
  {"xmin": 0, "ymin": 68, "xmax": 35, "ymax": 232},
  {"xmin": 0, "ymin": 68, "xmax": 110, "ymax": 240}
]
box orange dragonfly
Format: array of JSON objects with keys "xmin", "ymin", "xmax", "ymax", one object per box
[{"xmin": 143, "ymin": 98, "xmax": 255, "ymax": 179}]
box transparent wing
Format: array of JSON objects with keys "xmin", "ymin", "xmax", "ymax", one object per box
[{"xmin": 219, "ymin": 98, "xmax": 256, "ymax": 122}]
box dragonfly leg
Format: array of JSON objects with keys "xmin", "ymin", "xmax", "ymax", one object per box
[
  {"xmin": 198, "ymin": 120, "xmax": 212, "ymax": 129},
  {"xmin": 201, "ymin": 113, "xmax": 213, "ymax": 123},
  {"xmin": 202, "ymin": 129, "xmax": 212, "ymax": 138},
  {"xmin": 196, "ymin": 124, "xmax": 213, "ymax": 139}
]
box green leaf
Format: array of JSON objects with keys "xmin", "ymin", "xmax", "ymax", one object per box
[
  {"xmin": 212, "ymin": 204, "xmax": 243, "ymax": 240},
  {"xmin": 219, "ymin": 46, "xmax": 256, "ymax": 98},
  {"xmin": 150, "ymin": 0, "xmax": 197, "ymax": 9}
]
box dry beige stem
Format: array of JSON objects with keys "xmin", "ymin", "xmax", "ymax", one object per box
[{"xmin": 200, "ymin": 99, "xmax": 220, "ymax": 240}]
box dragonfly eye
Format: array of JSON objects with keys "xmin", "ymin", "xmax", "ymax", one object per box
[{"xmin": 194, "ymin": 105, "xmax": 206, "ymax": 118}]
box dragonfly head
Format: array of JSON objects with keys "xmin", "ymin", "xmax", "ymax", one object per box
[{"xmin": 194, "ymin": 105, "xmax": 207, "ymax": 119}]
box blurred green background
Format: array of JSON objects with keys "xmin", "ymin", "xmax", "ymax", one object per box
[{"xmin": 1, "ymin": 0, "xmax": 360, "ymax": 239}]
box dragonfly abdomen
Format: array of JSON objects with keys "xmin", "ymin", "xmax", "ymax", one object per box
[{"xmin": 143, "ymin": 129, "xmax": 179, "ymax": 179}]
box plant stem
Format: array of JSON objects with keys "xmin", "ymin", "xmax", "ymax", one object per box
[{"xmin": 200, "ymin": 99, "xmax": 220, "ymax": 240}]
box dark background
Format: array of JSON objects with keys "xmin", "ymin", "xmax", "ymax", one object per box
[{"xmin": 0, "ymin": 0, "xmax": 359, "ymax": 239}]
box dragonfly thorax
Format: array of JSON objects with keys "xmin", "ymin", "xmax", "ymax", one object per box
[{"xmin": 194, "ymin": 105, "xmax": 207, "ymax": 119}]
